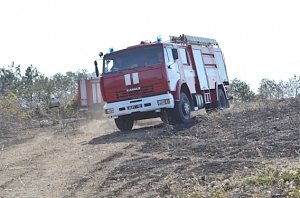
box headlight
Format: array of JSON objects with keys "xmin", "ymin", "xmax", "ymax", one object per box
[
  {"xmin": 157, "ymin": 99, "xmax": 170, "ymax": 106},
  {"xmin": 105, "ymin": 108, "xmax": 114, "ymax": 114}
]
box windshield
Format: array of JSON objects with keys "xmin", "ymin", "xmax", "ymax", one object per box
[{"xmin": 102, "ymin": 45, "xmax": 163, "ymax": 74}]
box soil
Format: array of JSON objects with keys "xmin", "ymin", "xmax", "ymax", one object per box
[{"xmin": 0, "ymin": 98, "xmax": 299, "ymax": 197}]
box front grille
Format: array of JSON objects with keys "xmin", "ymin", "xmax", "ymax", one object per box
[{"xmin": 116, "ymin": 85, "xmax": 154, "ymax": 99}]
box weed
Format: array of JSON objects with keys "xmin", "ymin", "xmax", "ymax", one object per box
[{"xmin": 289, "ymin": 184, "xmax": 300, "ymax": 197}]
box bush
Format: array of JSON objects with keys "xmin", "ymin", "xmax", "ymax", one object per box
[{"xmin": 0, "ymin": 92, "xmax": 30, "ymax": 134}]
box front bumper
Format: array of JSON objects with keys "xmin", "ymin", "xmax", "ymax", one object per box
[{"xmin": 104, "ymin": 93, "xmax": 174, "ymax": 118}]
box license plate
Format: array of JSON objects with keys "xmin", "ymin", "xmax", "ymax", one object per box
[{"xmin": 127, "ymin": 104, "xmax": 142, "ymax": 110}]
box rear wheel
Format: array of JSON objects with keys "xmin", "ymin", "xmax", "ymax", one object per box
[
  {"xmin": 218, "ymin": 88, "xmax": 229, "ymax": 109},
  {"xmin": 205, "ymin": 89, "xmax": 229, "ymax": 113},
  {"xmin": 114, "ymin": 115, "xmax": 134, "ymax": 131}
]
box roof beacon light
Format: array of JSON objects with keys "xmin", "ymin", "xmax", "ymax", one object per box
[
  {"xmin": 109, "ymin": 48, "xmax": 114, "ymax": 53},
  {"xmin": 156, "ymin": 35, "xmax": 162, "ymax": 43}
]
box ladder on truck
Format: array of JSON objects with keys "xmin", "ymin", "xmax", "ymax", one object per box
[
  {"xmin": 169, "ymin": 34, "xmax": 219, "ymax": 47},
  {"xmin": 203, "ymin": 89, "xmax": 212, "ymax": 104}
]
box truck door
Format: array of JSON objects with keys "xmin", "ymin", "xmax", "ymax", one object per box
[
  {"xmin": 178, "ymin": 47, "xmax": 196, "ymax": 93},
  {"xmin": 191, "ymin": 47, "xmax": 209, "ymax": 90},
  {"xmin": 164, "ymin": 46, "xmax": 181, "ymax": 91}
]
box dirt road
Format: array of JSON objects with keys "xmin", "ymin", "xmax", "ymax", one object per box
[{"xmin": 0, "ymin": 99, "xmax": 299, "ymax": 197}]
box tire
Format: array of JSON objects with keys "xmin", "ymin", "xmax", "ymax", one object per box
[
  {"xmin": 174, "ymin": 92, "xmax": 191, "ymax": 124},
  {"xmin": 160, "ymin": 109, "xmax": 176, "ymax": 125},
  {"xmin": 218, "ymin": 88, "xmax": 229, "ymax": 109},
  {"xmin": 114, "ymin": 115, "xmax": 134, "ymax": 131},
  {"xmin": 160, "ymin": 109, "xmax": 170, "ymax": 124}
]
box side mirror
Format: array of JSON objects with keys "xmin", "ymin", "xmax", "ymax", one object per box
[
  {"xmin": 99, "ymin": 52, "xmax": 104, "ymax": 58},
  {"xmin": 94, "ymin": 60, "xmax": 99, "ymax": 77},
  {"xmin": 172, "ymin": 48, "xmax": 178, "ymax": 60}
]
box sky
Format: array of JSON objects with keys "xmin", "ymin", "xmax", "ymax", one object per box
[{"xmin": 1, "ymin": 0, "xmax": 299, "ymax": 92}]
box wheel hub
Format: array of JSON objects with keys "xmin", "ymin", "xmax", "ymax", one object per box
[{"xmin": 183, "ymin": 102, "xmax": 190, "ymax": 115}]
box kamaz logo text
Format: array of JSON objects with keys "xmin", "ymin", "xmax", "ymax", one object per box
[
  {"xmin": 124, "ymin": 72, "xmax": 139, "ymax": 86},
  {"xmin": 126, "ymin": 87, "xmax": 141, "ymax": 92}
]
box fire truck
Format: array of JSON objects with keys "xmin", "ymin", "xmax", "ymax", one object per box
[
  {"xmin": 77, "ymin": 76, "xmax": 103, "ymax": 119},
  {"xmin": 94, "ymin": 34, "xmax": 231, "ymax": 131}
]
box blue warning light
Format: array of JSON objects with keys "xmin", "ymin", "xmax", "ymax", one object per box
[{"xmin": 157, "ymin": 35, "xmax": 162, "ymax": 43}]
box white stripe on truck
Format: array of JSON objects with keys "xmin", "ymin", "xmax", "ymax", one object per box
[
  {"xmin": 132, "ymin": 72, "xmax": 139, "ymax": 84},
  {"xmin": 124, "ymin": 74, "xmax": 131, "ymax": 86}
]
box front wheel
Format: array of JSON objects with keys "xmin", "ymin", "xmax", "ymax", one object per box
[
  {"xmin": 174, "ymin": 92, "xmax": 191, "ymax": 124},
  {"xmin": 114, "ymin": 115, "xmax": 134, "ymax": 131}
]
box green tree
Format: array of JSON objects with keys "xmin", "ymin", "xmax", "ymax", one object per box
[
  {"xmin": 230, "ymin": 78, "xmax": 256, "ymax": 102},
  {"xmin": 287, "ymin": 74, "xmax": 300, "ymax": 97},
  {"xmin": 20, "ymin": 65, "xmax": 41, "ymax": 107},
  {"xmin": 258, "ymin": 78, "xmax": 280, "ymax": 99},
  {"xmin": 0, "ymin": 62, "xmax": 22, "ymax": 95},
  {"xmin": 258, "ymin": 76, "xmax": 299, "ymax": 99}
]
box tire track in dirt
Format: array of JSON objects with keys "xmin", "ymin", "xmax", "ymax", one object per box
[
  {"xmin": 67, "ymin": 144, "xmax": 141, "ymax": 198},
  {"xmin": 66, "ymin": 150, "xmax": 126, "ymax": 197},
  {"xmin": 85, "ymin": 131, "xmax": 196, "ymax": 197},
  {"xmin": 68, "ymin": 128, "xmax": 187, "ymax": 198}
]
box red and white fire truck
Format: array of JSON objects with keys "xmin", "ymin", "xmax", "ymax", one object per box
[
  {"xmin": 94, "ymin": 34, "xmax": 232, "ymax": 131},
  {"xmin": 77, "ymin": 76, "xmax": 103, "ymax": 119}
]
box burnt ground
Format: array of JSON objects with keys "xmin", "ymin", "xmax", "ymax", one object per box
[{"xmin": 0, "ymin": 98, "xmax": 299, "ymax": 197}]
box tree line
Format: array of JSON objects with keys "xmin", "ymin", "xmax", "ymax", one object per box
[
  {"xmin": 1, "ymin": 62, "xmax": 299, "ymax": 117},
  {"xmin": 230, "ymin": 75, "xmax": 300, "ymax": 102},
  {"xmin": 0, "ymin": 62, "xmax": 89, "ymax": 131},
  {"xmin": 0, "ymin": 62, "xmax": 89, "ymax": 107}
]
